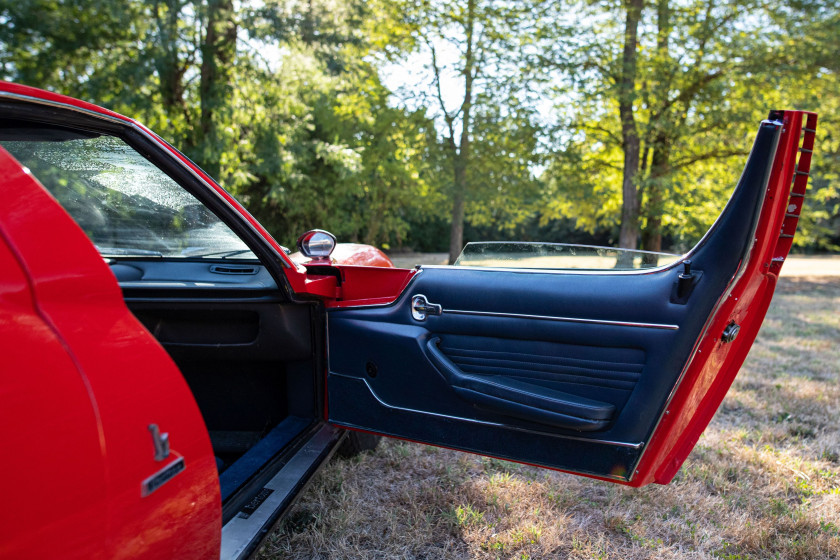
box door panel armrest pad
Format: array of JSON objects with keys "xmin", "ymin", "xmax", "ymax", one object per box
[{"xmin": 426, "ymin": 338, "xmax": 614, "ymax": 431}]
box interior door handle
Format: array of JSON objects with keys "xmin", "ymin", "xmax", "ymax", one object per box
[{"xmin": 411, "ymin": 294, "xmax": 442, "ymax": 321}]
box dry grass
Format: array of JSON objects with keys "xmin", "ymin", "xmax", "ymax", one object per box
[{"xmin": 258, "ymin": 276, "xmax": 840, "ymax": 560}]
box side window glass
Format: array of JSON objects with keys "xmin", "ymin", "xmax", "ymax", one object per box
[{"xmin": 1, "ymin": 128, "xmax": 253, "ymax": 260}]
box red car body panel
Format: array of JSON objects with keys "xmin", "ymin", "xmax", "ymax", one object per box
[
  {"xmin": 329, "ymin": 243, "xmax": 394, "ymax": 268},
  {"xmin": 332, "ymin": 265, "xmax": 417, "ymax": 306},
  {"xmin": 0, "ymin": 230, "xmax": 109, "ymax": 559},
  {"xmin": 289, "ymin": 244, "xmax": 416, "ymax": 303},
  {"xmin": 0, "ymin": 147, "xmax": 221, "ymax": 558}
]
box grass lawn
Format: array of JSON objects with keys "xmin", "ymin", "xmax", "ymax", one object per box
[{"xmin": 258, "ymin": 274, "xmax": 840, "ymax": 560}]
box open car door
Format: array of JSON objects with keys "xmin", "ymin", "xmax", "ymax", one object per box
[{"xmin": 326, "ymin": 110, "xmax": 818, "ymax": 486}]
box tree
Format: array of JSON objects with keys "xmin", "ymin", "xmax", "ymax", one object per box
[
  {"xmin": 0, "ymin": 0, "xmax": 141, "ymax": 90},
  {"xmin": 233, "ymin": 50, "xmax": 442, "ymax": 248},
  {"xmin": 768, "ymin": 0, "xmax": 840, "ymax": 251},
  {"xmin": 228, "ymin": 0, "xmax": 445, "ymax": 248},
  {"xmin": 198, "ymin": 0, "xmax": 237, "ymax": 178},
  {"xmin": 542, "ymin": 0, "xmax": 785, "ymax": 258},
  {"xmin": 381, "ymin": 0, "xmax": 555, "ymax": 262},
  {"xmin": 0, "ymin": 0, "xmax": 440, "ymax": 249},
  {"xmin": 617, "ymin": 0, "xmax": 644, "ymax": 256},
  {"xmin": 3, "ymin": 0, "xmax": 837, "ymax": 255}
]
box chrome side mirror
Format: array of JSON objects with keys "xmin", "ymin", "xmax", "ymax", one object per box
[{"xmin": 296, "ymin": 229, "xmax": 336, "ymax": 263}]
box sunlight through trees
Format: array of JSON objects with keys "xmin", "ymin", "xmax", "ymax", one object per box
[{"xmin": 1, "ymin": 0, "xmax": 837, "ymax": 252}]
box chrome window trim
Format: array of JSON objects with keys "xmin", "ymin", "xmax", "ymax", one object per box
[
  {"xmin": 443, "ymin": 309, "xmax": 679, "ymax": 330},
  {"xmin": 0, "ymin": 91, "xmax": 136, "ymax": 124},
  {"xmin": 419, "ymin": 263, "xmax": 679, "ymax": 276}
]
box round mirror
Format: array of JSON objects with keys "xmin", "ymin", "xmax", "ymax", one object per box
[{"xmin": 297, "ymin": 229, "xmax": 336, "ymax": 260}]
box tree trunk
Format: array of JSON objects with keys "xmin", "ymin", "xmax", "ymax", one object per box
[
  {"xmin": 199, "ymin": 0, "xmax": 236, "ymax": 179},
  {"xmin": 448, "ymin": 159, "xmax": 467, "ymax": 263},
  {"xmin": 641, "ymin": 0, "xmax": 671, "ymax": 266},
  {"xmin": 447, "ymin": 0, "xmax": 476, "ymax": 265},
  {"xmin": 153, "ymin": 0, "xmax": 187, "ymax": 120},
  {"xmin": 640, "ymin": 144, "xmax": 666, "ymax": 265},
  {"xmin": 616, "ymin": 0, "xmax": 644, "ymax": 260}
]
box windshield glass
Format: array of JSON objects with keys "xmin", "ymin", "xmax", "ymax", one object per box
[
  {"xmin": 1, "ymin": 129, "xmax": 254, "ymax": 259},
  {"xmin": 455, "ymin": 242, "xmax": 680, "ymax": 270}
]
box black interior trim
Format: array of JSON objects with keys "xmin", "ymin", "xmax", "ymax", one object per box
[{"xmin": 219, "ymin": 416, "xmax": 312, "ymax": 502}]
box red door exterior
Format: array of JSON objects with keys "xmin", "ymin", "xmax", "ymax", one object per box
[{"xmin": 0, "ymin": 146, "xmax": 221, "ymax": 558}]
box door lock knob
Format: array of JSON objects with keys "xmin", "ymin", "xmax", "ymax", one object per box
[{"xmin": 671, "ymin": 260, "xmax": 702, "ymax": 304}]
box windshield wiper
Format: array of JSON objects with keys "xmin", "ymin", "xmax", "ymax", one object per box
[
  {"xmin": 97, "ymin": 246, "xmax": 164, "ymax": 257},
  {"xmin": 181, "ymin": 248, "xmax": 255, "ymax": 259}
]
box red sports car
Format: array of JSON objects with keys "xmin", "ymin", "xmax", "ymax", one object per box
[{"xmin": 0, "ymin": 81, "xmax": 817, "ymax": 559}]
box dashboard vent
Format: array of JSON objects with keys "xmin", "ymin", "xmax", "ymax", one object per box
[{"xmin": 209, "ymin": 265, "xmax": 259, "ymax": 275}]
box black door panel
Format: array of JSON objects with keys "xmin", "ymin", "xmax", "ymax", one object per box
[
  {"xmin": 427, "ymin": 334, "xmax": 648, "ymax": 428},
  {"xmin": 427, "ymin": 336, "xmax": 620, "ymax": 430},
  {"xmin": 327, "ymin": 120, "xmax": 781, "ymax": 479},
  {"xmin": 329, "ymin": 371, "xmax": 643, "ymax": 478},
  {"xmin": 327, "ymin": 271, "xmax": 687, "ymax": 445}
]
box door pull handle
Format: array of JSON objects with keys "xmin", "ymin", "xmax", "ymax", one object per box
[{"xmin": 411, "ymin": 294, "xmax": 442, "ymax": 321}]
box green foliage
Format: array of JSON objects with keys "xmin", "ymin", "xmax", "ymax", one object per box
[
  {"xmin": 379, "ymin": 0, "xmax": 560, "ymax": 260},
  {"xmin": 0, "ymin": 0, "xmax": 443, "ymax": 249},
  {"xmin": 540, "ymin": 0, "xmax": 792, "ymax": 252},
  {"xmin": 768, "ymin": 0, "xmax": 840, "ymax": 251},
  {"xmin": 466, "ymin": 102, "xmax": 544, "ymax": 234},
  {"xmin": 0, "ymin": 0, "xmax": 836, "ymax": 253},
  {"xmin": 235, "ymin": 53, "xmax": 443, "ymax": 248},
  {"xmin": 0, "ymin": 0, "xmax": 143, "ymax": 91}
]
